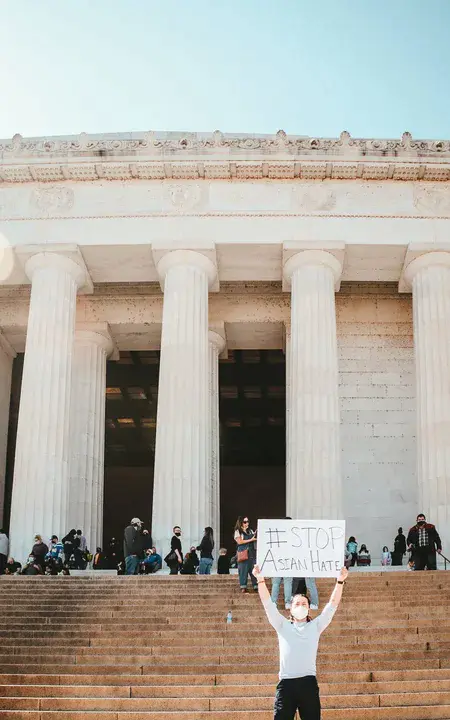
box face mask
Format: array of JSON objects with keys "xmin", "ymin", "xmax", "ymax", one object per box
[
  {"xmin": 417, "ymin": 521, "xmax": 425, "ymax": 526},
  {"xmin": 175, "ymin": 532, "xmax": 181, "ymax": 537},
  {"xmin": 291, "ymin": 605, "xmax": 309, "ymax": 621}
]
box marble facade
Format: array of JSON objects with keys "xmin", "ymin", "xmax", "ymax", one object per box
[{"xmin": 1, "ymin": 129, "xmax": 450, "ymax": 561}]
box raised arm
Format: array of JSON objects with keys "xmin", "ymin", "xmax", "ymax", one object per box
[
  {"xmin": 252, "ymin": 564, "xmax": 284, "ymax": 632},
  {"xmin": 329, "ymin": 567, "xmax": 348, "ymax": 608}
]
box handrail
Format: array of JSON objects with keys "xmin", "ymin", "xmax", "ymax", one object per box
[{"xmin": 440, "ymin": 552, "xmax": 450, "ymax": 570}]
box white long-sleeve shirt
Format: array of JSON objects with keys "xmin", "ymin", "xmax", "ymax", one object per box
[{"xmin": 262, "ymin": 597, "xmax": 336, "ymax": 680}]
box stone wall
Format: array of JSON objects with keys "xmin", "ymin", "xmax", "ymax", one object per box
[{"xmin": 337, "ymin": 292, "xmax": 416, "ymax": 558}]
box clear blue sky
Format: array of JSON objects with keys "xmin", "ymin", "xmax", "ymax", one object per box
[{"xmin": 1, "ymin": 0, "xmax": 450, "ymax": 139}]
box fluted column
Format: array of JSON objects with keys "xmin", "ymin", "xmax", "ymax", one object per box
[
  {"xmin": 68, "ymin": 324, "xmax": 115, "ymax": 551},
  {"xmin": 404, "ymin": 252, "xmax": 450, "ymax": 555},
  {"xmin": 284, "ymin": 321, "xmax": 292, "ymax": 514},
  {"xmin": 0, "ymin": 333, "xmax": 15, "ymax": 525},
  {"xmin": 152, "ymin": 250, "xmax": 217, "ymax": 554},
  {"xmin": 9, "ymin": 253, "xmax": 86, "ymax": 562},
  {"xmin": 284, "ymin": 250, "xmax": 342, "ymax": 519},
  {"xmin": 209, "ymin": 330, "xmax": 226, "ymax": 547}
]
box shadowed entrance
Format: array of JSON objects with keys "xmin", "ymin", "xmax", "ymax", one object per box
[{"xmin": 219, "ymin": 350, "xmax": 286, "ymax": 548}]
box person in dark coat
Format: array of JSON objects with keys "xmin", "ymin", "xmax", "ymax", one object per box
[
  {"xmin": 31, "ymin": 535, "xmax": 48, "ymax": 571},
  {"xmin": 5, "ymin": 557, "xmax": 22, "ymax": 575},
  {"xmin": 166, "ymin": 526, "xmax": 183, "ymax": 574},
  {"xmin": 392, "ymin": 527, "xmax": 407, "ymax": 565},
  {"xmin": 123, "ymin": 518, "xmax": 143, "ymax": 575},
  {"xmin": 22, "ymin": 555, "xmax": 44, "ymax": 575},
  {"xmin": 180, "ymin": 552, "xmax": 197, "ymax": 575},
  {"xmin": 93, "ymin": 547, "xmax": 106, "ymax": 570},
  {"xmin": 142, "ymin": 529, "xmax": 153, "ymax": 554},
  {"xmin": 407, "ymin": 514, "xmax": 442, "ymax": 571},
  {"xmin": 217, "ymin": 548, "xmax": 231, "ymax": 575},
  {"xmin": 62, "ymin": 530, "xmax": 77, "ymax": 566},
  {"xmin": 197, "ymin": 528, "xmax": 214, "ymax": 574},
  {"xmin": 106, "ymin": 537, "xmax": 120, "ymax": 570}
]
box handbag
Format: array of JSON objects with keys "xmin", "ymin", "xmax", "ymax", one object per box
[
  {"xmin": 237, "ymin": 548, "xmax": 249, "ymax": 563},
  {"xmin": 164, "ymin": 551, "xmax": 177, "ymax": 565}
]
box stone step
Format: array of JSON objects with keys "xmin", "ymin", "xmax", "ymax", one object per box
[
  {"xmin": 4, "ymin": 710, "xmax": 450, "ymax": 720},
  {"xmin": 3, "ymin": 668, "xmax": 450, "ymax": 686},
  {"xmin": 2, "ymin": 690, "xmax": 450, "ymax": 711},
  {"xmin": 0, "ymin": 657, "xmax": 445, "ymax": 675},
  {"xmin": 4, "ymin": 679, "xmax": 450, "ymax": 699}
]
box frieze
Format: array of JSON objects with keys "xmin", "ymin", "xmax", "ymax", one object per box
[{"xmin": 2, "ymin": 130, "xmax": 450, "ymax": 160}]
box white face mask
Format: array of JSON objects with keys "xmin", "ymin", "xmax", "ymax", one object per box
[{"xmin": 291, "ymin": 605, "xmax": 309, "ymax": 621}]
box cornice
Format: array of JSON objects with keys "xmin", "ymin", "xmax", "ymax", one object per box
[{"xmin": 1, "ymin": 130, "xmax": 450, "ymax": 184}]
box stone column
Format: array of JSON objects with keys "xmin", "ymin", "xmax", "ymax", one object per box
[
  {"xmin": 404, "ymin": 252, "xmax": 450, "ymax": 556},
  {"xmin": 9, "ymin": 252, "xmax": 87, "ymax": 562},
  {"xmin": 284, "ymin": 321, "xmax": 292, "ymax": 515},
  {"xmin": 209, "ymin": 330, "xmax": 226, "ymax": 547},
  {"xmin": 284, "ymin": 250, "xmax": 342, "ymax": 519},
  {"xmin": 68, "ymin": 323, "xmax": 115, "ymax": 551},
  {"xmin": 0, "ymin": 332, "xmax": 15, "ymax": 525},
  {"xmin": 152, "ymin": 250, "xmax": 217, "ymax": 555}
]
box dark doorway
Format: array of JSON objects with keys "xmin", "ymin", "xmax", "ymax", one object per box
[
  {"xmin": 104, "ymin": 351, "xmax": 159, "ymax": 544},
  {"xmin": 219, "ymin": 350, "xmax": 286, "ymax": 549},
  {"xmin": 3, "ymin": 354, "xmax": 23, "ymax": 531}
]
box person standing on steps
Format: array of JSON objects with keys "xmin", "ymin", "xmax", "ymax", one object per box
[
  {"xmin": 197, "ymin": 527, "xmax": 214, "ymax": 575},
  {"xmin": 123, "ymin": 517, "xmax": 143, "ymax": 575},
  {"xmin": 407, "ymin": 513, "xmax": 442, "ymax": 571},
  {"xmin": 166, "ymin": 526, "xmax": 183, "ymax": 575},
  {"xmin": 234, "ymin": 516, "xmax": 258, "ymax": 593},
  {"xmin": 392, "ymin": 527, "xmax": 407, "ymax": 566},
  {"xmin": 253, "ymin": 564, "xmax": 348, "ymax": 720}
]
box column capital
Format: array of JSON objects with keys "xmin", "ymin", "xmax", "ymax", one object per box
[
  {"xmin": 156, "ymin": 249, "xmax": 218, "ymax": 291},
  {"xmin": 74, "ymin": 322, "xmax": 119, "ymax": 360},
  {"xmin": 208, "ymin": 330, "xmax": 226, "ymax": 355},
  {"xmin": 16, "ymin": 244, "xmax": 93, "ymax": 294},
  {"xmin": 283, "ymin": 250, "xmax": 342, "ymax": 291},
  {"xmin": 403, "ymin": 251, "xmax": 450, "ymax": 289}
]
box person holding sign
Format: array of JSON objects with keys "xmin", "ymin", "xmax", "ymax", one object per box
[{"xmin": 253, "ymin": 563, "xmax": 348, "ymax": 720}]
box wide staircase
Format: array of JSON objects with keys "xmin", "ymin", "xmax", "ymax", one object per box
[{"xmin": 0, "ymin": 572, "xmax": 450, "ymax": 719}]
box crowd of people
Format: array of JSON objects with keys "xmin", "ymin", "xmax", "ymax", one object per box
[
  {"xmin": 0, "ymin": 529, "xmax": 91, "ymax": 576},
  {"xmin": 0, "ymin": 511, "xmax": 445, "ymax": 580},
  {"xmin": 343, "ymin": 514, "xmax": 444, "ymax": 571}
]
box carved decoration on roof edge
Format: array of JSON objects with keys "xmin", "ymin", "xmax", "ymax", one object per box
[{"xmin": 1, "ymin": 130, "xmax": 450, "ymax": 159}]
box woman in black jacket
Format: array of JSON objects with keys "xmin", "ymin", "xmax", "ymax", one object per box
[
  {"xmin": 197, "ymin": 527, "xmax": 214, "ymax": 575},
  {"xmin": 31, "ymin": 535, "xmax": 48, "ymax": 571}
]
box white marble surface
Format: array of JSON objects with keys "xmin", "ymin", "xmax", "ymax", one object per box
[
  {"xmin": 152, "ymin": 250, "xmax": 216, "ymax": 555},
  {"xmin": 405, "ymin": 252, "xmax": 450, "ymax": 556},
  {"xmin": 285, "ymin": 250, "xmax": 343, "ymax": 520},
  {"xmin": 208, "ymin": 330, "xmax": 226, "ymax": 545},
  {"xmin": 68, "ymin": 324, "xmax": 114, "ymax": 550},
  {"xmin": 9, "ymin": 252, "xmax": 86, "ymax": 563},
  {"xmin": 0, "ymin": 333, "xmax": 14, "ymax": 524}
]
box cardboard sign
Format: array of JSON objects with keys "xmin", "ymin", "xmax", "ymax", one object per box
[{"xmin": 256, "ymin": 519, "xmax": 346, "ymax": 578}]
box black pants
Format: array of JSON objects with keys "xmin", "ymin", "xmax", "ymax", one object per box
[
  {"xmin": 274, "ymin": 676, "xmax": 321, "ymax": 720},
  {"xmin": 414, "ymin": 547, "xmax": 437, "ymax": 571},
  {"xmin": 0, "ymin": 553, "xmax": 6, "ymax": 575}
]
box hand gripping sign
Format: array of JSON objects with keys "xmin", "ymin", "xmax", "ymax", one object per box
[{"xmin": 256, "ymin": 519, "xmax": 346, "ymax": 578}]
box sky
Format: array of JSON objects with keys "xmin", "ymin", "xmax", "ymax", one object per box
[{"xmin": 1, "ymin": 0, "xmax": 450, "ymax": 140}]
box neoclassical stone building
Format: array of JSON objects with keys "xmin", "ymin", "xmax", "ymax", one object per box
[{"xmin": 0, "ymin": 129, "xmax": 449, "ymax": 563}]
